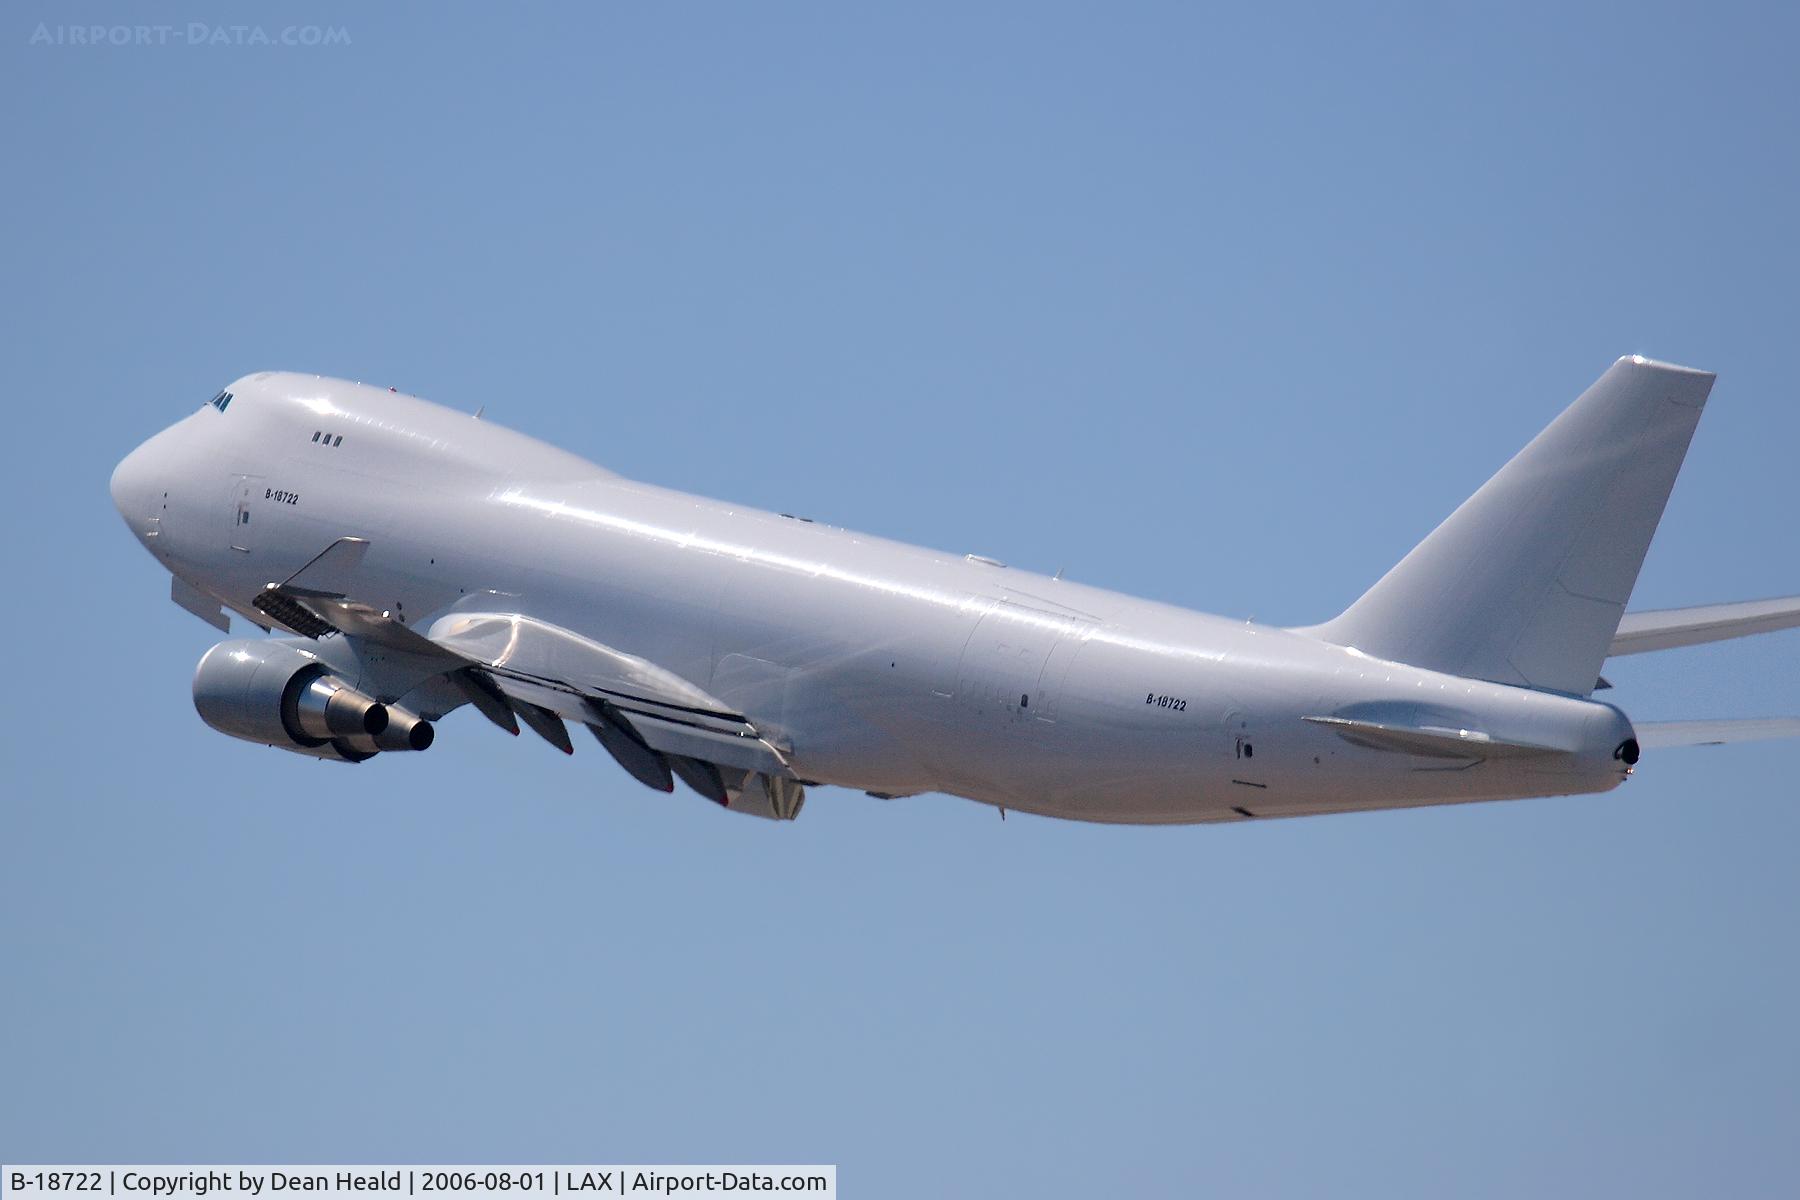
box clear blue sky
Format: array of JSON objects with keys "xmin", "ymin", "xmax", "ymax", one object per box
[{"xmin": 5, "ymin": 3, "xmax": 1799, "ymax": 1195}]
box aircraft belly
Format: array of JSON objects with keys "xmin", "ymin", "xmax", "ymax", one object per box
[{"xmin": 944, "ymin": 633, "xmax": 1634, "ymax": 822}]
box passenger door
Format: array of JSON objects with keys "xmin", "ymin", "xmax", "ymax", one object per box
[
  {"xmin": 228, "ymin": 474, "xmax": 263, "ymax": 554},
  {"xmin": 1223, "ymin": 702, "xmax": 1261, "ymax": 779}
]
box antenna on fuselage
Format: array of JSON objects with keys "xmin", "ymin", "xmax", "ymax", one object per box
[{"xmin": 473, "ymin": 406, "xmax": 485, "ymax": 420}]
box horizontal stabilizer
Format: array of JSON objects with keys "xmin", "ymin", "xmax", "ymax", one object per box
[
  {"xmin": 1302, "ymin": 715, "xmax": 1567, "ymax": 760},
  {"xmin": 1636, "ymin": 718, "xmax": 1800, "ymax": 748},
  {"xmin": 1610, "ymin": 596, "xmax": 1800, "ymax": 656}
]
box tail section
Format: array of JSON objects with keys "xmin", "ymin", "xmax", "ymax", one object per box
[{"xmin": 1309, "ymin": 355, "xmax": 1715, "ymax": 696}]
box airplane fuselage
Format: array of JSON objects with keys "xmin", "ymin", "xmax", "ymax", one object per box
[{"xmin": 110, "ymin": 372, "xmax": 1635, "ymax": 823}]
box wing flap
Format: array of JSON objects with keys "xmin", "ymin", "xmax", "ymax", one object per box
[
  {"xmin": 622, "ymin": 708, "xmax": 793, "ymax": 777},
  {"xmin": 452, "ymin": 668, "xmax": 520, "ymax": 735},
  {"xmin": 583, "ymin": 701, "xmax": 676, "ymax": 793},
  {"xmin": 512, "ymin": 699, "xmax": 574, "ymax": 754},
  {"xmin": 667, "ymin": 756, "xmax": 730, "ymax": 807}
]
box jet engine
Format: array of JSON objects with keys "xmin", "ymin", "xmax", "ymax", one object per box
[{"xmin": 192, "ymin": 639, "xmax": 434, "ymax": 762}]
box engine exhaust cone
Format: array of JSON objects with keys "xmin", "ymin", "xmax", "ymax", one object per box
[
  {"xmin": 372, "ymin": 707, "xmax": 434, "ymax": 752},
  {"xmin": 293, "ymin": 673, "xmax": 390, "ymax": 741}
]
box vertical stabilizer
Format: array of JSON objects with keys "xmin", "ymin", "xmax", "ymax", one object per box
[{"xmin": 1308, "ymin": 356, "xmax": 1715, "ymax": 695}]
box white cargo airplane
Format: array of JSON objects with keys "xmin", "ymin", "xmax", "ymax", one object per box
[{"xmin": 110, "ymin": 357, "xmax": 1800, "ymax": 823}]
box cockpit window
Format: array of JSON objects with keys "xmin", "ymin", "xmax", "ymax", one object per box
[{"xmin": 208, "ymin": 390, "xmax": 234, "ymax": 412}]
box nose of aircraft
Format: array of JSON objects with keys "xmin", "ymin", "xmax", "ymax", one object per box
[{"xmin": 110, "ymin": 439, "xmax": 157, "ymax": 533}]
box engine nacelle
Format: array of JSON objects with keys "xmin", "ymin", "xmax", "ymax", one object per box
[{"xmin": 192, "ymin": 639, "xmax": 432, "ymax": 762}]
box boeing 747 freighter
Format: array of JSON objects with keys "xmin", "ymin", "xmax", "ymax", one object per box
[{"xmin": 110, "ymin": 357, "xmax": 1800, "ymax": 822}]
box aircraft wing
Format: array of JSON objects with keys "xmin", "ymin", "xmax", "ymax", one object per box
[
  {"xmin": 429, "ymin": 610, "xmax": 801, "ymax": 806},
  {"xmin": 1609, "ymin": 596, "xmax": 1800, "ymax": 656},
  {"xmin": 1635, "ymin": 718, "xmax": 1800, "ymax": 749},
  {"xmin": 247, "ymin": 558, "xmax": 804, "ymax": 819}
]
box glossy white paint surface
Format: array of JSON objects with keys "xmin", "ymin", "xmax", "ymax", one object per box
[{"xmin": 112, "ymin": 366, "xmax": 1708, "ymax": 824}]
